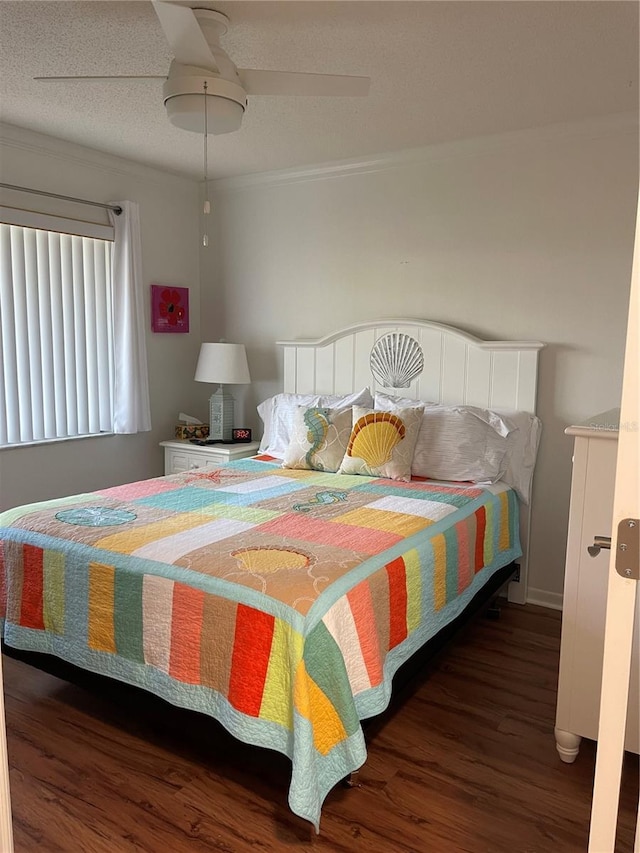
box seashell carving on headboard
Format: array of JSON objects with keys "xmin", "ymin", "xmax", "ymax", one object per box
[{"xmin": 369, "ymin": 332, "xmax": 425, "ymax": 389}]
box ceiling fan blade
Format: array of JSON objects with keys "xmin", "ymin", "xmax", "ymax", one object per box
[
  {"xmin": 152, "ymin": 1, "xmax": 218, "ymax": 71},
  {"xmin": 238, "ymin": 69, "xmax": 370, "ymax": 97},
  {"xmin": 34, "ymin": 75, "xmax": 166, "ymax": 81}
]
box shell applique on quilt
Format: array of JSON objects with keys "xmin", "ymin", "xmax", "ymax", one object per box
[{"xmin": 55, "ymin": 506, "xmax": 137, "ymax": 527}]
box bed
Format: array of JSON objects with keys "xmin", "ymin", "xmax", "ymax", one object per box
[{"xmin": 0, "ymin": 319, "xmax": 544, "ymax": 831}]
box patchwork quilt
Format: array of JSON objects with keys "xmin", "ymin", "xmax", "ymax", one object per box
[{"xmin": 0, "ymin": 457, "xmax": 521, "ymax": 829}]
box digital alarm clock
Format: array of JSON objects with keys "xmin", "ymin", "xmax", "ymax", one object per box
[{"xmin": 232, "ymin": 428, "xmax": 252, "ymax": 443}]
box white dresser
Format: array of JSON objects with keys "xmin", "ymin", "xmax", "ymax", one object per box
[
  {"xmin": 160, "ymin": 440, "xmax": 261, "ymax": 475},
  {"xmin": 555, "ymin": 409, "xmax": 639, "ymax": 762}
]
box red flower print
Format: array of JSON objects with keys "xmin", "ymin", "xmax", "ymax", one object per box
[{"xmin": 159, "ymin": 288, "xmax": 185, "ymax": 326}]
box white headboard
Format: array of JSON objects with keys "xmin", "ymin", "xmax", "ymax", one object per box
[
  {"xmin": 277, "ymin": 319, "xmax": 545, "ymax": 606},
  {"xmin": 277, "ymin": 319, "xmax": 544, "ymax": 414}
]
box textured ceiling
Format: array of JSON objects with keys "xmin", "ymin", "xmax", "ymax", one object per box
[{"xmin": 0, "ymin": 1, "xmax": 638, "ymax": 180}]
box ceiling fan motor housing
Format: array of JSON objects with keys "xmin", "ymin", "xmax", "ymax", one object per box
[{"xmin": 162, "ymin": 9, "xmax": 245, "ymax": 135}]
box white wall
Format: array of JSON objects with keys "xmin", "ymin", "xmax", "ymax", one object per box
[
  {"xmin": 0, "ymin": 124, "xmax": 203, "ymax": 510},
  {"xmin": 203, "ymin": 114, "xmax": 639, "ymax": 602}
]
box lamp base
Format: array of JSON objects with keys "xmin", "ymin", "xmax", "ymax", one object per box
[{"xmin": 209, "ymin": 386, "xmax": 234, "ymax": 442}]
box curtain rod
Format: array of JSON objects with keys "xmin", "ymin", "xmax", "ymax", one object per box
[{"xmin": 0, "ymin": 183, "xmax": 122, "ymax": 216}]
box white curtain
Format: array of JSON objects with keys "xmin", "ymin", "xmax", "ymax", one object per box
[{"xmin": 108, "ymin": 201, "xmax": 151, "ymax": 434}]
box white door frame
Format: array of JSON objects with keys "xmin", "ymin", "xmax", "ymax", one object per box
[{"xmin": 588, "ymin": 193, "xmax": 640, "ymax": 851}]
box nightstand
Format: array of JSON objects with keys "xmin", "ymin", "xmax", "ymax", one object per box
[{"xmin": 160, "ymin": 439, "xmax": 261, "ymax": 475}]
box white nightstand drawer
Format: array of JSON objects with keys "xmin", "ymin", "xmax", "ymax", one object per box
[
  {"xmin": 167, "ymin": 451, "xmax": 209, "ymax": 473},
  {"xmin": 160, "ymin": 440, "xmax": 260, "ymax": 475}
]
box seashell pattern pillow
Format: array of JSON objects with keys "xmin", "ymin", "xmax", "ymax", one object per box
[
  {"xmin": 282, "ymin": 406, "xmax": 353, "ymax": 473},
  {"xmin": 339, "ymin": 405, "xmax": 424, "ymax": 481}
]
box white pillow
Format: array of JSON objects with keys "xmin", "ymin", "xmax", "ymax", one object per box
[
  {"xmin": 374, "ymin": 392, "xmax": 437, "ymax": 409},
  {"xmin": 374, "ymin": 393, "xmax": 541, "ymax": 501},
  {"xmin": 319, "ymin": 388, "xmax": 373, "ymax": 409},
  {"xmin": 376, "ymin": 396, "xmax": 516, "ymax": 484},
  {"xmin": 495, "ymin": 410, "xmax": 542, "ymax": 504},
  {"xmin": 258, "ymin": 388, "xmax": 373, "ymax": 458},
  {"xmin": 258, "ymin": 393, "xmax": 320, "ymax": 454},
  {"xmin": 413, "ymin": 406, "xmax": 515, "ymax": 483}
]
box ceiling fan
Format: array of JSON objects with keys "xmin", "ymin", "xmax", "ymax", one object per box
[{"xmin": 35, "ymin": 1, "xmax": 371, "ymax": 135}]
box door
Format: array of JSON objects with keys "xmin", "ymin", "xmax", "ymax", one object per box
[
  {"xmin": 588, "ymin": 193, "xmax": 640, "ymax": 851},
  {"xmin": 0, "ymin": 655, "xmax": 13, "ymax": 851}
]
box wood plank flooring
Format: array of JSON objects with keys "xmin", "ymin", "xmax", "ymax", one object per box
[{"xmin": 3, "ymin": 604, "xmax": 638, "ymax": 852}]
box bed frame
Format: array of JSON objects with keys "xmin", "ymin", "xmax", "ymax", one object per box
[
  {"xmin": 2, "ymin": 318, "xmax": 545, "ymax": 831},
  {"xmin": 278, "ymin": 318, "xmax": 544, "ymax": 604}
]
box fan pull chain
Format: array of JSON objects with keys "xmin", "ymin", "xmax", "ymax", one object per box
[{"xmin": 202, "ymin": 80, "xmax": 210, "ymax": 247}]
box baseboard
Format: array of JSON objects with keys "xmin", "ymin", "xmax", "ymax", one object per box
[{"xmin": 526, "ymin": 587, "xmax": 564, "ymax": 611}]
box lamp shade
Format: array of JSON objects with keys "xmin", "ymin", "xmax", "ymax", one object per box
[{"xmin": 194, "ymin": 342, "xmax": 250, "ymax": 385}]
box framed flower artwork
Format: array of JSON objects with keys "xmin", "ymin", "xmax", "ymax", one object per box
[{"xmin": 151, "ymin": 284, "xmax": 189, "ymax": 333}]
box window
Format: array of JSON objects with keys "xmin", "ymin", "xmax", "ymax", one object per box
[{"xmin": 0, "ymin": 209, "xmax": 115, "ymax": 446}]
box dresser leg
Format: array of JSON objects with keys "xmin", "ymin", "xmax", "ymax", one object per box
[{"xmin": 555, "ymin": 727, "xmax": 582, "ymax": 763}]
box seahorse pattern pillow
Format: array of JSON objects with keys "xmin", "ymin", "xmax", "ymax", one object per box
[
  {"xmin": 282, "ymin": 406, "xmax": 353, "ymax": 473},
  {"xmin": 339, "ymin": 405, "xmax": 424, "ymax": 482},
  {"xmin": 258, "ymin": 388, "xmax": 373, "ymax": 457}
]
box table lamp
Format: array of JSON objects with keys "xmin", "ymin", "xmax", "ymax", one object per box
[{"xmin": 194, "ymin": 342, "xmax": 251, "ymax": 441}]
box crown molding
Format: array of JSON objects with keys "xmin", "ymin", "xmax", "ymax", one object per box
[
  {"xmin": 212, "ymin": 111, "xmax": 638, "ymax": 194},
  {"xmin": 0, "ymin": 122, "xmax": 198, "ymax": 193},
  {"xmin": 2, "ymin": 111, "xmax": 636, "ymax": 197}
]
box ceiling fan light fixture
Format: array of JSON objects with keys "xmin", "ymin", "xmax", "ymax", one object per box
[
  {"xmin": 163, "ymin": 76, "xmax": 246, "ymax": 134},
  {"xmin": 34, "ymin": 4, "xmax": 371, "ymax": 140}
]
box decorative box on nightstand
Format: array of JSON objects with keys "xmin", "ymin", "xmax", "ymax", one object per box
[{"xmin": 160, "ymin": 440, "xmax": 261, "ymax": 475}]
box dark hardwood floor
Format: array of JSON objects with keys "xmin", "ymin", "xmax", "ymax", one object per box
[{"xmin": 3, "ymin": 604, "xmax": 638, "ymax": 852}]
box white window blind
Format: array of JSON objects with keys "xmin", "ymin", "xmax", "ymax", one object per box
[{"xmin": 0, "ymin": 220, "xmax": 115, "ymax": 446}]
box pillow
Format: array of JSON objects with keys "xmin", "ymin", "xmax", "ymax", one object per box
[
  {"xmin": 374, "ymin": 394, "xmax": 541, "ymax": 498},
  {"xmin": 258, "ymin": 393, "xmax": 320, "ymax": 454},
  {"xmin": 339, "ymin": 405, "xmax": 424, "ymax": 481},
  {"xmin": 412, "ymin": 406, "xmax": 516, "ymax": 483},
  {"xmin": 374, "ymin": 392, "xmax": 437, "ymax": 409},
  {"xmin": 496, "ymin": 410, "xmax": 542, "ymax": 504},
  {"xmin": 376, "ymin": 396, "xmax": 517, "ymax": 484},
  {"xmin": 258, "ymin": 388, "xmax": 373, "ymax": 458},
  {"xmin": 282, "ymin": 406, "xmax": 353, "ymax": 472},
  {"xmin": 319, "ymin": 388, "xmax": 373, "ymax": 409}
]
